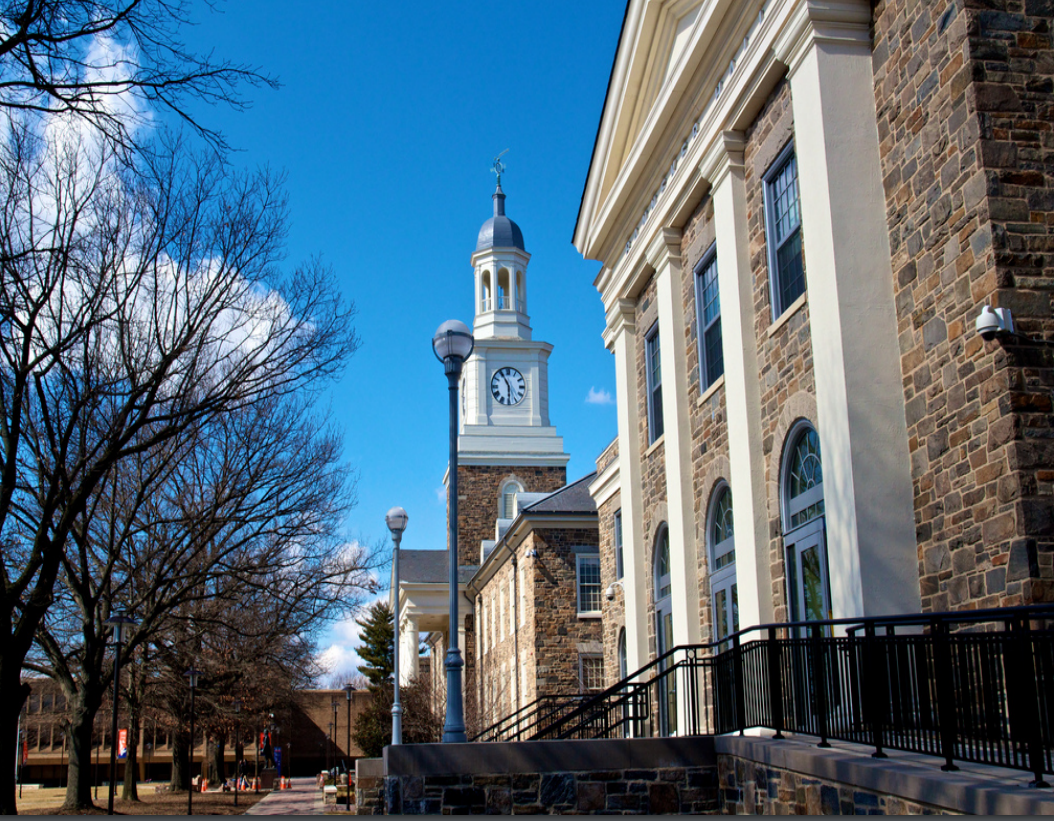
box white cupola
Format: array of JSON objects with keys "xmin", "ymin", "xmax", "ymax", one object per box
[
  {"xmin": 471, "ymin": 181, "xmax": 532, "ymax": 341},
  {"xmin": 458, "ymin": 180, "xmax": 569, "ymax": 470}
]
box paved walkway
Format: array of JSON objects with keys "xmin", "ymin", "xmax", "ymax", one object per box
[{"xmin": 243, "ymin": 776, "xmax": 353, "ymax": 815}]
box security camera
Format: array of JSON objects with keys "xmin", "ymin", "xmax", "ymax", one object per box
[
  {"xmin": 605, "ymin": 584, "xmax": 617, "ymax": 602},
  {"xmin": 976, "ymin": 305, "xmax": 1014, "ymax": 341}
]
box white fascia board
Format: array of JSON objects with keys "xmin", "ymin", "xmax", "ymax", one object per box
[
  {"xmin": 581, "ymin": 0, "xmax": 739, "ymax": 261},
  {"xmin": 597, "ymin": 2, "xmax": 786, "ymax": 314},
  {"xmin": 588, "ymin": 454, "xmax": 621, "ymax": 507},
  {"xmin": 576, "ymin": 0, "xmax": 652, "ymax": 255}
]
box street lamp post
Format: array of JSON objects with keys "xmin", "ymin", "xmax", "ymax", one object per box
[
  {"xmin": 185, "ymin": 669, "xmax": 201, "ymax": 817},
  {"xmin": 233, "ymin": 700, "xmax": 241, "ymax": 808},
  {"xmin": 386, "ymin": 507, "xmax": 408, "ymax": 746},
  {"xmin": 342, "ymin": 683, "xmax": 354, "ymax": 812},
  {"xmin": 432, "ymin": 320, "xmax": 474, "ymax": 743},
  {"xmin": 104, "ymin": 613, "xmax": 137, "ymax": 815},
  {"xmin": 254, "ymin": 719, "xmax": 260, "ymax": 794}
]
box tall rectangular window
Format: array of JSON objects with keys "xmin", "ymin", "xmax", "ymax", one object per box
[
  {"xmin": 576, "ymin": 555, "xmax": 602, "ymax": 616},
  {"xmin": 695, "ymin": 247, "xmax": 723, "ymax": 389},
  {"xmin": 614, "ymin": 509, "xmax": 624, "ymax": 580},
  {"xmin": 764, "ymin": 143, "xmax": 805, "ymax": 317},
  {"xmin": 645, "ymin": 325, "xmax": 663, "ymax": 442}
]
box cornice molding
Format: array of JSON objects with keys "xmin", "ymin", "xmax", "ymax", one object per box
[
  {"xmin": 602, "ymin": 298, "xmax": 638, "ymax": 351},
  {"xmin": 645, "ymin": 226, "xmax": 683, "ymax": 272},
  {"xmin": 698, "ymin": 130, "xmax": 747, "ymax": 190},
  {"xmin": 772, "ymin": 0, "xmax": 871, "ymax": 76}
]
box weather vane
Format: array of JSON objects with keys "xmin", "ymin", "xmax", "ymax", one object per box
[{"xmin": 492, "ymin": 149, "xmax": 509, "ymax": 185}]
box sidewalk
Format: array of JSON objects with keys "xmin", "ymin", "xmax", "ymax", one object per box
[{"xmin": 243, "ymin": 776, "xmax": 347, "ymax": 815}]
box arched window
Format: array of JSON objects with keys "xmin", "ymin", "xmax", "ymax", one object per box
[
  {"xmin": 708, "ymin": 483, "xmax": 738, "ymax": 644},
  {"xmin": 781, "ymin": 423, "xmax": 830, "ymax": 627},
  {"xmin": 497, "ymin": 268, "xmax": 511, "ymax": 309},
  {"xmin": 481, "ymin": 270, "xmax": 492, "ymax": 312},
  {"xmin": 499, "ymin": 480, "xmax": 523, "ymax": 520},
  {"xmin": 653, "ymin": 525, "xmax": 676, "ymax": 735}
]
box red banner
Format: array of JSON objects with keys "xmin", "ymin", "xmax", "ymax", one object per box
[{"xmin": 117, "ymin": 728, "xmax": 128, "ymax": 760}]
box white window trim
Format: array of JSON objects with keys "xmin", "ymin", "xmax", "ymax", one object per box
[
  {"xmin": 576, "ymin": 554, "xmax": 602, "ymax": 617},
  {"xmin": 764, "ymin": 140, "xmax": 804, "ymax": 320}
]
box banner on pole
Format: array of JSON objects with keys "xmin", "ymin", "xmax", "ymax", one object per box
[{"xmin": 117, "ymin": 728, "xmax": 128, "ymax": 760}]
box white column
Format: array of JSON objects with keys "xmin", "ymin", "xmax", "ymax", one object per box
[
  {"xmin": 401, "ymin": 616, "xmax": 419, "ymax": 686},
  {"xmin": 701, "ymin": 132, "xmax": 771, "ymax": 629},
  {"xmin": 774, "ymin": 1, "xmax": 920, "ymax": 618},
  {"xmin": 605, "ymin": 300, "xmax": 648, "ymax": 671},
  {"xmin": 649, "ymin": 229, "xmax": 702, "ymax": 647}
]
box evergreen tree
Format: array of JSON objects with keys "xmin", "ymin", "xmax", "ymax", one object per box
[{"xmin": 356, "ymin": 601, "xmax": 394, "ymax": 687}]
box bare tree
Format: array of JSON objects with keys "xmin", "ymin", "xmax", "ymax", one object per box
[
  {"xmin": 0, "ymin": 122, "xmax": 358, "ymax": 814},
  {"xmin": 0, "ymin": 0, "xmax": 275, "ymax": 151}
]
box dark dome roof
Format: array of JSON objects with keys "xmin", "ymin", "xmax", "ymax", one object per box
[{"xmin": 476, "ymin": 184, "xmax": 525, "ymax": 252}]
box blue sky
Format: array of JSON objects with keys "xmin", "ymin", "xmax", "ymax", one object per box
[{"xmin": 181, "ymin": 1, "xmax": 627, "ymax": 679}]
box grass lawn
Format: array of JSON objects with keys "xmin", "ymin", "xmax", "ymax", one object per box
[{"xmin": 15, "ymin": 785, "xmax": 268, "ymax": 815}]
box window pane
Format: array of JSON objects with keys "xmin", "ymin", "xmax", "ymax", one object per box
[
  {"xmin": 772, "ymin": 153, "xmax": 800, "ymax": 243},
  {"xmin": 704, "ymin": 318, "xmax": 724, "ymax": 386},
  {"xmin": 789, "ymin": 429, "xmax": 825, "ymax": 528},
  {"xmin": 699, "ymin": 256, "xmax": 720, "ymax": 325},
  {"xmin": 581, "ymin": 656, "xmax": 604, "ymax": 691},
  {"xmin": 652, "ymin": 385, "xmax": 664, "ymax": 439},
  {"xmin": 777, "ymin": 228, "xmax": 805, "ymax": 310},
  {"xmin": 578, "ymin": 557, "xmax": 601, "ymax": 613},
  {"xmin": 614, "ymin": 510, "xmax": 624, "ymax": 579},
  {"xmin": 647, "ymin": 330, "xmax": 664, "ymax": 441}
]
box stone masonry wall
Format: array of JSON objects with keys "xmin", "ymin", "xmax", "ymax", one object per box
[
  {"xmin": 871, "ymin": 0, "xmax": 1054, "ymax": 611},
  {"xmin": 681, "ymin": 193, "xmax": 732, "ymax": 644},
  {"xmin": 742, "ymin": 78, "xmax": 817, "ymax": 624},
  {"xmin": 598, "ymin": 486, "xmax": 625, "ymax": 687},
  {"xmin": 456, "ymin": 464, "xmax": 566, "ymax": 568},
  {"xmin": 633, "ymin": 273, "xmax": 668, "ymax": 661},
  {"xmin": 386, "ymin": 767, "xmax": 720, "ymax": 815},
  {"xmin": 715, "ymin": 755, "xmax": 957, "ymax": 815},
  {"xmin": 527, "ymin": 527, "xmax": 603, "ymax": 698}
]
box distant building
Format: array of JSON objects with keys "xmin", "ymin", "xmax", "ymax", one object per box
[{"xmin": 16, "ymin": 679, "xmax": 372, "ymax": 784}]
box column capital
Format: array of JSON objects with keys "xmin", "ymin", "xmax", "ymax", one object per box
[
  {"xmin": 644, "ymin": 226, "xmax": 682, "ymax": 273},
  {"xmin": 602, "ymin": 298, "xmax": 637, "ymax": 351},
  {"xmin": 773, "ymin": 0, "xmax": 871, "ymax": 76},
  {"xmin": 699, "ymin": 131, "xmax": 747, "ymax": 191}
]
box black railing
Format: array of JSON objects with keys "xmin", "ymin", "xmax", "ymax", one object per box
[
  {"xmin": 491, "ymin": 604, "xmax": 1054, "ymax": 785},
  {"xmin": 472, "ymin": 694, "xmax": 591, "ymax": 743}
]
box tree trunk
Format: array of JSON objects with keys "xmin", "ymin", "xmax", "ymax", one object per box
[
  {"xmin": 0, "ymin": 673, "xmax": 30, "ymax": 816},
  {"xmin": 61, "ymin": 686, "xmax": 105, "ymax": 812},
  {"xmin": 170, "ymin": 730, "xmax": 189, "ymax": 792},
  {"xmin": 121, "ymin": 708, "xmax": 140, "ymax": 801}
]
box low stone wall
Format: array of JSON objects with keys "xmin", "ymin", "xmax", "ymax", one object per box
[
  {"xmin": 381, "ymin": 735, "xmax": 1054, "ymax": 815},
  {"xmin": 384, "ymin": 737, "xmax": 719, "ymax": 815},
  {"xmin": 354, "ymin": 757, "xmax": 384, "ymax": 815}
]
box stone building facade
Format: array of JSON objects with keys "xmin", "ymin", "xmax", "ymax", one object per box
[
  {"xmin": 468, "ymin": 476, "xmax": 602, "ymax": 732},
  {"xmin": 575, "ymin": 0, "xmax": 1054, "ymax": 687}
]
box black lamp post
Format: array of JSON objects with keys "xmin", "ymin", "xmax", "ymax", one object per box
[
  {"xmin": 104, "ymin": 613, "xmax": 137, "ymax": 815},
  {"xmin": 342, "ymin": 683, "xmax": 354, "ymax": 812},
  {"xmin": 386, "ymin": 507, "xmax": 408, "ymax": 746},
  {"xmin": 432, "ymin": 319, "xmax": 473, "ymax": 743},
  {"xmin": 233, "ymin": 699, "xmax": 241, "ymax": 807},
  {"xmin": 331, "ymin": 698, "xmax": 338, "ymax": 772},
  {"xmin": 185, "ymin": 668, "xmax": 201, "ymax": 816}
]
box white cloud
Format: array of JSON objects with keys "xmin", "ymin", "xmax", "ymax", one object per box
[
  {"xmin": 435, "ymin": 486, "xmax": 447, "ymax": 503},
  {"xmin": 586, "ymin": 386, "xmax": 614, "ymax": 406}
]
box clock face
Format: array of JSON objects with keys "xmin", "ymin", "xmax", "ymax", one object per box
[{"xmin": 491, "ymin": 367, "xmax": 526, "ymax": 406}]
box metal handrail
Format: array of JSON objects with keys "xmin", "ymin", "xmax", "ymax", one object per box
[{"xmin": 485, "ymin": 604, "xmax": 1054, "ymax": 784}]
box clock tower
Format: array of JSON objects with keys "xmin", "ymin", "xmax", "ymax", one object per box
[{"xmin": 454, "ymin": 180, "xmax": 569, "ymax": 568}]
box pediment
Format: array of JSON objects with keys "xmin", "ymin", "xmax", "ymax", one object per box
[{"xmin": 600, "ymin": 0, "xmax": 706, "ymax": 207}]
